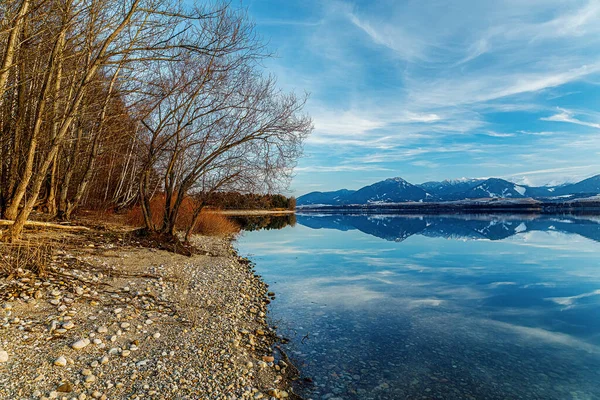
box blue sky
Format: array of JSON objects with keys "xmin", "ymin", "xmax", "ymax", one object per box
[{"xmin": 246, "ymin": 0, "xmax": 600, "ymax": 195}]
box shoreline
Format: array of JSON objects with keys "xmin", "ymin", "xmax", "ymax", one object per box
[
  {"xmin": 219, "ymin": 210, "xmax": 295, "ymax": 216},
  {"xmin": 0, "ymin": 224, "xmax": 301, "ymax": 399}
]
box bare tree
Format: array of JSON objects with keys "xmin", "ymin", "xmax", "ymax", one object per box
[{"xmin": 0, "ymin": 0, "xmax": 312, "ymax": 243}]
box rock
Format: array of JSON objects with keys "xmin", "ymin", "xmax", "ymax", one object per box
[
  {"xmin": 82, "ymin": 369, "xmax": 92, "ymax": 376},
  {"xmin": 62, "ymin": 321, "xmax": 75, "ymax": 330},
  {"xmin": 71, "ymin": 338, "xmax": 90, "ymax": 350},
  {"xmin": 0, "ymin": 350, "xmax": 8, "ymax": 363},
  {"xmin": 120, "ymin": 322, "xmax": 130, "ymax": 329},
  {"xmin": 262, "ymin": 355, "xmax": 274, "ymax": 363},
  {"xmin": 145, "ymin": 319, "xmax": 153, "ymax": 325},
  {"xmin": 84, "ymin": 375, "xmax": 96, "ymax": 383},
  {"xmin": 57, "ymin": 382, "xmax": 73, "ymax": 392},
  {"xmin": 97, "ymin": 326, "xmax": 108, "ymax": 334},
  {"xmin": 152, "ymin": 332, "xmax": 160, "ymax": 339},
  {"xmin": 54, "ymin": 356, "xmax": 67, "ymax": 366},
  {"xmin": 99, "ymin": 356, "xmax": 109, "ymax": 365}
]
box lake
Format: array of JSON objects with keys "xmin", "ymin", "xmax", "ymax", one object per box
[{"xmin": 235, "ymin": 213, "xmax": 600, "ymax": 400}]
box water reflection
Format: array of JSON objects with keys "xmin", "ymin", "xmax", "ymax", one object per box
[
  {"xmin": 236, "ymin": 214, "xmax": 600, "ymax": 400},
  {"xmin": 231, "ymin": 213, "xmax": 296, "ymax": 231},
  {"xmin": 297, "ymin": 213, "xmax": 600, "ymax": 242}
]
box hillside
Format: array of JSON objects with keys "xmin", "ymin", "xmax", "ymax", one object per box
[{"xmin": 297, "ymin": 175, "xmax": 600, "ymax": 206}]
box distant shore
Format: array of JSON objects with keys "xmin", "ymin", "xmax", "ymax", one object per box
[
  {"xmin": 219, "ymin": 209, "xmax": 295, "ymax": 216},
  {"xmin": 296, "ymin": 198, "xmax": 600, "ymax": 214}
]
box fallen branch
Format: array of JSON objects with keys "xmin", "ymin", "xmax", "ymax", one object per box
[{"xmin": 0, "ymin": 219, "xmax": 90, "ymax": 231}]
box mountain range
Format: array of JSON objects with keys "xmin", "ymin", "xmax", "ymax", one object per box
[{"xmin": 297, "ymin": 175, "xmax": 600, "ymax": 206}]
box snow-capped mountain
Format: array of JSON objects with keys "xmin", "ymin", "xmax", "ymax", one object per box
[
  {"xmin": 296, "ymin": 175, "xmax": 600, "ymax": 206},
  {"xmin": 418, "ymin": 178, "xmax": 484, "ymax": 200},
  {"xmin": 554, "ymin": 174, "xmax": 600, "ymax": 196},
  {"xmin": 295, "ymin": 189, "xmax": 356, "ymax": 206},
  {"xmin": 345, "ymin": 177, "xmax": 430, "ymax": 204},
  {"xmin": 461, "ymin": 178, "xmax": 528, "ymax": 199}
]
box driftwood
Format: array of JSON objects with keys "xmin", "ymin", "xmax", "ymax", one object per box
[{"xmin": 0, "ymin": 219, "xmax": 90, "ymax": 232}]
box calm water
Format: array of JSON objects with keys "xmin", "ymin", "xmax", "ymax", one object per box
[{"xmin": 235, "ymin": 214, "xmax": 600, "ymax": 400}]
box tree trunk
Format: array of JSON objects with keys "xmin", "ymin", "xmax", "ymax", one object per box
[
  {"xmin": 4, "ymin": 24, "xmax": 67, "ymax": 220},
  {"xmin": 57, "ymin": 123, "xmax": 83, "ymax": 220},
  {"xmin": 5, "ymin": 0, "xmax": 142, "ymax": 240},
  {"xmin": 184, "ymin": 202, "xmax": 205, "ymax": 242},
  {"xmin": 0, "ymin": 0, "xmax": 31, "ymax": 101}
]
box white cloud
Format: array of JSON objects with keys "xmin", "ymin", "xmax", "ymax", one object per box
[
  {"xmin": 295, "ymin": 165, "xmax": 392, "ymax": 173},
  {"xmin": 347, "ymin": 12, "xmax": 427, "ymax": 61},
  {"xmin": 541, "ymin": 108, "xmax": 600, "ymax": 129},
  {"xmin": 483, "ymin": 131, "xmax": 516, "ymax": 138}
]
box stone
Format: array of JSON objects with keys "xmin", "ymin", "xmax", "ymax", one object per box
[
  {"xmin": 72, "ymin": 338, "xmax": 90, "ymax": 350},
  {"xmin": 82, "ymin": 369, "xmax": 92, "ymax": 376},
  {"xmin": 97, "ymin": 326, "xmax": 108, "ymax": 334},
  {"xmin": 57, "ymin": 382, "xmax": 73, "ymax": 393},
  {"xmin": 62, "ymin": 321, "xmax": 75, "ymax": 330},
  {"xmin": 85, "ymin": 375, "xmax": 96, "ymax": 383},
  {"xmin": 152, "ymin": 332, "xmax": 160, "ymax": 339},
  {"xmin": 54, "ymin": 356, "xmax": 67, "ymax": 366},
  {"xmin": 262, "ymin": 355, "xmax": 274, "ymax": 363},
  {"xmin": 120, "ymin": 322, "xmax": 130, "ymax": 329},
  {"xmin": 0, "ymin": 350, "xmax": 8, "ymax": 363}
]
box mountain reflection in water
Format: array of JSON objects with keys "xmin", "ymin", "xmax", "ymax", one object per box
[
  {"xmin": 236, "ymin": 213, "xmax": 600, "ymax": 400},
  {"xmin": 297, "ymin": 213, "xmax": 600, "ymax": 242}
]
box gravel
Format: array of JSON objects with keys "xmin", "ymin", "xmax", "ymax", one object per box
[{"xmin": 0, "ymin": 229, "xmax": 301, "ymax": 400}]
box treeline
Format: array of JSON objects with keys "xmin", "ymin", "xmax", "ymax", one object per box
[
  {"xmin": 0, "ymin": 0, "xmax": 312, "ymax": 241},
  {"xmin": 205, "ymin": 192, "xmax": 296, "ymax": 210}
]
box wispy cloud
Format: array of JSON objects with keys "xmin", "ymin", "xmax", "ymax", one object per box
[
  {"xmin": 295, "ymin": 165, "xmax": 392, "ymax": 173},
  {"xmin": 249, "ymin": 0, "xmax": 600, "ymax": 193},
  {"xmin": 541, "ymin": 108, "xmax": 600, "ymax": 129}
]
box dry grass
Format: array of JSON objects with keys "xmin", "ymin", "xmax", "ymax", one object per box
[
  {"xmin": 126, "ymin": 195, "xmax": 240, "ymax": 237},
  {"xmin": 192, "ymin": 210, "xmax": 239, "ymax": 236},
  {"xmin": 0, "ymin": 241, "xmax": 53, "ymax": 277}
]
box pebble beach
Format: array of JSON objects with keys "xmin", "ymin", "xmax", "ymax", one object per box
[{"xmin": 0, "ymin": 227, "xmax": 300, "ymax": 400}]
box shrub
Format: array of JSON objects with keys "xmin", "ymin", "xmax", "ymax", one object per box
[
  {"xmin": 192, "ymin": 210, "xmax": 240, "ymax": 236},
  {"xmin": 0, "ymin": 242, "xmax": 52, "ymax": 277},
  {"xmin": 125, "ymin": 194, "xmax": 239, "ymax": 237}
]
